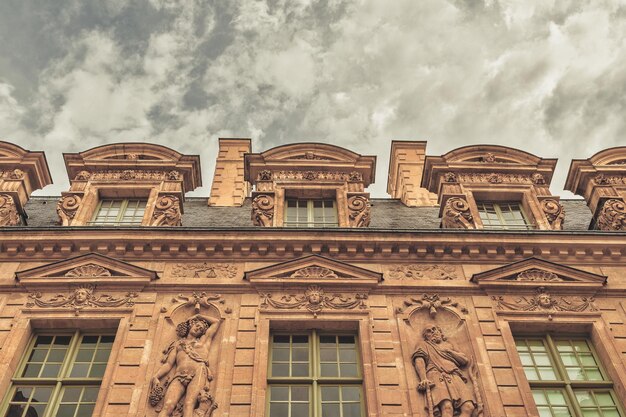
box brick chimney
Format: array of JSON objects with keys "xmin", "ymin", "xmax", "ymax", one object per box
[
  {"xmin": 387, "ymin": 141, "xmax": 437, "ymax": 206},
  {"xmin": 209, "ymin": 138, "xmax": 251, "ymax": 207}
]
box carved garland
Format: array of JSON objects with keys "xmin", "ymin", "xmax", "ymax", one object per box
[
  {"xmin": 151, "ymin": 195, "xmax": 182, "ymax": 226},
  {"xmin": 57, "ymin": 195, "xmax": 82, "ymax": 226},
  {"xmin": 442, "ymin": 197, "xmax": 475, "ymax": 229},
  {"xmin": 259, "ymin": 170, "xmax": 363, "ymax": 182},
  {"xmin": 171, "ymin": 263, "xmax": 237, "ymax": 278},
  {"xmin": 260, "ymin": 285, "xmax": 367, "ymax": 317},
  {"xmin": 252, "ymin": 194, "xmax": 274, "ymax": 227},
  {"xmin": 493, "ymin": 287, "xmax": 597, "ymax": 313},
  {"xmin": 596, "ymin": 199, "xmax": 626, "ymax": 231},
  {"xmin": 73, "ymin": 170, "xmax": 181, "ymax": 181},
  {"xmin": 540, "ymin": 199, "xmax": 565, "ymax": 230},
  {"xmin": 26, "ymin": 284, "xmax": 136, "ymax": 315},
  {"xmin": 386, "ymin": 264, "xmax": 459, "ymax": 280},
  {"xmin": 347, "ymin": 195, "xmax": 371, "ymax": 227},
  {"xmin": 396, "ymin": 293, "xmax": 467, "ymax": 317},
  {"xmin": 0, "ymin": 194, "xmax": 20, "ymax": 226}
]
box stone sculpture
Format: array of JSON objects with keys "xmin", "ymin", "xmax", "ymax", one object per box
[
  {"xmin": 412, "ymin": 326, "xmax": 477, "ymax": 417},
  {"xmin": 150, "ymin": 314, "xmax": 221, "ymax": 417}
]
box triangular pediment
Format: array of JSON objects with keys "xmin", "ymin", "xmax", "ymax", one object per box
[
  {"xmin": 471, "ymin": 257, "xmax": 606, "ymax": 290},
  {"xmin": 16, "ymin": 253, "xmax": 158, "ymax": 290},
  {"xmin": 245, "ymin": 255, "xmax": 382, "ymax": 287}
]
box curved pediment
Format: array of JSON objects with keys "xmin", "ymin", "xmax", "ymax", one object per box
[
  {"xmin": 245, "ymin": 255, "xmax": 382, "ymax": 288},
  {"xmin": 443, "ymin": 145, "xmax": 545, "ymax": 165},
  {"xmin": 77, "ymin": 142, "xmax": 184, "ymax": 161},
  {"xmin": 471, "ymin": 257, "xmax": 606, "ymax": 291},
  {"xmin": 589, "ymin": 146, "xmax": 626, "ymax": 166},
  {"xmin": 16, "ymin": 252, "xmax": 158, "ymax": 290},
  {"xmin": 260, "ymin": 143, "xmax": 363, "ymax": 163}
]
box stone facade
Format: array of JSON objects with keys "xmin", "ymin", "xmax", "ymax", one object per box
[{"xmin": 0, "ymin": 141, "xmax": 626, "ymax": 417}]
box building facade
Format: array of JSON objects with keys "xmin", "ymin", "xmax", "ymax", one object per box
[{"xmin": 0, "ymin": 139, "xmax": 625, "ymax": 417}]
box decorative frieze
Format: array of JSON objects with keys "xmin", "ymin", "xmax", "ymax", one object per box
[
  {"xmin": 397, "ymin": 293, "xmax": 467, "ymax": 317},
  {"xmin": 252, "ymin": 194, "xmax": 274, "ymax": 227},
  {"xmin": 56, "ymin": 194, "xmax": 82, "ymax": 226},
  {"xmin": 260, "ymin": 285, "xmax": 367, "ymax": 316},
  {"xmin": 258, "ymin": 170, "xmax": 363, "ymax": 182},
  {"xmin": 386, "ymin": 264, "xmax": 460, "ymax": 280},
  {"xmin": 594, "ymin": 174, "xmax": 626, "ymax": 185},
  {"xmin": 442, "ymin": 197, "xmax": 475, "ymax": 229},
  {"xmin": 73, "ymin": 169, "xmax": 181, "ymax": 182},
  {"xmin": 0, "ymin": 194, "xmax": 20, "ymax": 226},
  {"xmin": 347, "ymin": 195, "xmax": 371, "ymax": 227},
  {"xmin": 541, "ymin": 199, "xmax": 565, "ymax": 230},
  {"xmin": 26, "ymin": 284, "xmax": 136, "ymax": 315},
  {"xmin": 596, "ymin": 199, "xmax": 626, "ymax": 231},
  {"xmin": 171, "ymin": 263, "xmax": 237, "ymax": 279},
  {"xmin": 456, "ymin": 172, "xmax": 537, "ymax": 184},
  {"xmin": 493, "ymin": 287, "xmax": 597, "ymax": 313},
  {"xmin": 151, "ymin": 195, "xmax": 182, "ymax": 226}
]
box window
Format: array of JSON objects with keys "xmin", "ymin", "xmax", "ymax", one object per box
[
  {"xmin": 89, "ymin": 199, "xmax": 147, "ymax": 225},
  {"xmin": 2, "ymin": 332, "xmax": 114, "ymax": 417},
  {"xmin": 284, "ymin": 199, "xmax": 338, "ymax": 228},
  {"xmin": 515, "ymin": 335, "xmax": 624, "ymax": 417},
  {"xmin": 267, "ymin": 332, "xmax": 363, "ymax": 417},
  {"xmin": 476, "ymin": 201, "xmax": 533, "ymax": 230}
]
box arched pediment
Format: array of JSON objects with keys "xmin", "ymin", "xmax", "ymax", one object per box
[
  {"xmin": 76, "ymin": 142, "xmax": 184, "ymax": 162},
  {"xmin": 16, "ymin": 252, "xmax": 158, "ymax": 290},
  {"xmin": 260, "ymin": 143, "xmax": 362, "ymax": 163},
  {"xmin": 443, "ymin": 145, "xmax": 544, "ymax": 165},
  {"xmin": 471, "ymin": 257, "xmax": 606, "ymax": 291},
  {"xmin": 0, "ymin": 141, "xmax": 31, "ymax": 158},
  {"xmin": 588, "ymin": 147, "xmax": 626, "ymax": 166}
]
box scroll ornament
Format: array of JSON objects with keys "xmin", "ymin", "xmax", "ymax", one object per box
[
  {"xmin": 152, "ymin": 195, "xmax": 182, "ymax": 226},
  {"xmin": 493, "ymin": 287, "xmax": 597, "ymax": 313},
  {"xmin": 57, "ymin": 195, "xmax": 82, "ymax": 226},
  {"xmin": 65, "ymin": 264, "xmax": 112, "ymax": 277},
  {"xmin": 396, "ymin": 294, "xmax": 467, "ymax": 317},
  {"xmin": 171, "ymin": 263, "xmax": 237, "ymax": 279},
  {"xmin": 541, "ymin": 199, "xmax": 565, "ymax": 230},
  {"xmin": 290, "ymin": 267, "xmax": 338, "ymax": 279},
  {"xmin": 252, "ymin": 194, "xmax": 274, "ymax": 227},
  {"xmin": 441, "ymin": 197, "xmax": 475, "ymax": 229},
  {"xmin": 347, "ymin": 195, "xmax": 371, "ymax": 227},
  {"xmin": 0, "ymin": 194, "xmax": 20, "ymax": 226},
  {"xmin": 26, "ymin": 284, "xmax": 136, "ymax": 315},
  {"xmin": 387, "ymin": 265, "xmax": 459, "ymax": 280},
  {"xmin": 596, "ymin": 199, "xmax": 626, "ymax": 231},
  {"xmin": 516, "ymin": 269, "xmax": 562, "ymax": 282},
  {"xmin": 260, "ymin": 285, "xmax": 367, "ymax": 316}
]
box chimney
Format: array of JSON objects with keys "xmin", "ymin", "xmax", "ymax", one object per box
[
  {"xmin": 387, "ymin": 141, "xmax": 437, "ymax": 206},
  {"xmin": 209, "ymin": 138, "xmax": 251, "ymax": 207}
]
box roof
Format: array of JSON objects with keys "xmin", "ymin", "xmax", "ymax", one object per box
[{"xmin": 22, "ymin": 197, "xmax": 594, "ymax": 231}]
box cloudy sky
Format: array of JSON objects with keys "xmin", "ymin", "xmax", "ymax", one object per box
[{"xmin": 0, "ymin": 0, "xmax": 624, "ymax": 198}]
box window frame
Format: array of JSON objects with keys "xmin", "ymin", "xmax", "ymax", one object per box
[
  {"xmin": 88, "ymin": 198, "xmax": 148, "ymax": 226},
  {"xmin": 514, "ymin": 333, "xmax": 626, "ymax": 417},
  {"xmin": 283, "ymin": 198, "xmax": 339, "ymax": 228},
  {"xmin": 475, "ymin": 200, "xmax": 534, "ymax": 230},
  {"xmin": 0, "ymin": 330, "xmax": 116, "ymax": 417},
  {"xmin": 266, "ymin": 330, "xmax": 365, "ymax": 417}
]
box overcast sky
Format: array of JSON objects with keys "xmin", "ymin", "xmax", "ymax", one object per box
[{"xmin": 0, "ymin": 0, "xmax": 624, "ymax": 198}]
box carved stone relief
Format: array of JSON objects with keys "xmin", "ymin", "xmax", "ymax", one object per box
[
  {"xmin": 260, "ymin": 285, "xmax": 367, "ymax": 317},
  {"xmin": 8, "ymin": 168, "xmax": 24, "ymax": 179},
  {"xmin": 442, "ymin": 197, "xmax": 475, "ymax": 229},
  {"xmin": 290, "ymin": 267, "xmax": 338, "ymax": 279},
  {"xmin": 596, "ymin": 199, "xmax": 626, "ymax": 231},
  {"xmin": 347, "ymin": 195, "xmax": 371, "ymax": 227},
  {"xmin": 493, "ymin": 287, "xmax": 597, "ymax": 313},
  {"xmin": 150, "ymin": 312, "xmax": 222, "ymax": 417},
  {"xmin": 396, "ymin": 294, "xmax": 467, "ymax": 317},
  {"xmin": 541, "ymin": 199, "xmax": 565, "ymax": 230},
  {"xmin": 515, "ymin": 269, "xmax": 562, "ymax": 282},
  {"xmin": 26, "ymin": 284, "xmax": 136, "ymax": 315},
  {"xmin": 594, "ymin": 173, "xmax": 626, "ymax": 185},
  {"xmin": 265, "ymin": 170, "xmax": 363, "ymax": 182},
  {"xmin": 0, "ymin": 194, "xmax": 20, "ymax": 226},
  {"xmin": 171, "ymin": 263, "xmax": 237, "ymax": 279},
  {"xmin": 252, "ymin": 194, "xmax": 274, "ymax": 227},
  {"xmin": 386, "ymin": 265, "xmax": 460, "ymax": 280},
  {"xmin": 57, "ymin": 194, "xmax": 82, "ymax": 226},
  {"xmin": 64, "ymin": 264, "xmax": 112, "ymax": 277},
  {"xmin": 455, "ymin": 173, "xmax": 536, "ymax": 184},
  {"xmin": 151, "ymin": 195, "xmax": 182, "ymax": 226}
]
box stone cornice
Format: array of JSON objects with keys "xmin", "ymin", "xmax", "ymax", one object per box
[{"xmin": 0, "ymin": 228, "xmax": 626, "ymax": 263}]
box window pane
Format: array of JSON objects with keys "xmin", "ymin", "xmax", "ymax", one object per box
[{"xmin": 515, "ymin": 339, "xmax": 558, "ymax": 381}]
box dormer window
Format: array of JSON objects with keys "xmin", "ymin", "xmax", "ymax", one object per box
[
  {"xmin": 476, "ymin": 201, "xmax": 533, "ymax": 230},
  {"xmin": 284, "ymin": 198, "xmax": 338, "ymax": 228},
  {"xmin": 89, "ymin": 199, "xmax": 147, "ymax": 226}
]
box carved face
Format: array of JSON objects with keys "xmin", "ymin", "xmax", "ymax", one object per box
[
  {"xmin": 74, "ymin": 289, "xmax": 91, "ymax": 304},
  {"xmin": 189, "ymin": 320, "xmax": 208, "ymax": 337},
  {"xmin": 537, "ymin": 293, "xmax": 553, "ymax": 308},
  {"xmin": 308, "ymin": 291, "xmax": 321, "ymax": 304},
  {"xmin": 424, "ymin": 326, "xmax": 444, "ymax": 343}
]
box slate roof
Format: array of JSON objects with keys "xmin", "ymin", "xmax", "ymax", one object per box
[{"xmin": 22, "ymin": 196, "xmax": 594, "ymax": 231}]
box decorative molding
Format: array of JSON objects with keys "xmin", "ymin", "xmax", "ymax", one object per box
[
  {"xmin": 443, "ymin": 172, "xmax": 458, "ymax": 182},
  {"xmin": 258, "ymin": 170, "xmax": 272, "ymax": 181},
  {"xmin": 456, "ymin": 173, "xmax": 535, "ymax": 184},
  {"xmin": 171, "ymin": 263, "xmax": 237, "ymax": 279},
  {"xmin": 291, "ymin": 152, "xmax": 329, "ymax": 160},
  {"xmin": 442, "ymin": 197, "xmax": 475, "ymax": 229},
  {"xmin": 151, "ymin": 195, "xmax": 182, "ymax": 226},
  {"xmin": 596, "ymin": 199, "xmax": 626, "ymax": 231},
  {"xmin": 480, "ymin": 152, "xmax": 497, "ymax": 163},
  {"xmin": 26, "ymin": 284, "xmax": 136, "ymax": 315},
  {"xmin": 260, "ymin": 285, "xmax": 367, "ymax": 316},
  {"xmin": 493, "ymin": 287, "xmax": 597, "ymax": 313},
  {"xmin": 65, "ymin": 264, "xmax": 112, "ymax": 277},
  {"xmin": 57, "ymin": 194, "xmax": 82, "ymax": 226},
  {"xmin": 7, "ymin": 168, "xmax": 25, "ymax": 179},
  {"xmin": 516, "ymin": 269, "xmax": 562, "ymax": 282},
  {"xmin": 347, "ymin": 195, "xmax": 371, "ymax": 227},
  {"xmin": 594, "ymin": 173, "xmax": 626, "ymax": 185},
  {"xmin": 396, "ymin": 293, "xmax": 467, "ymax": 317},
  {"xmin": 74, "ymin": 170, "xmax": 91, "ymax": 180},
  {"xmin": 386, "ymin": 264, "xmax": 460, "ymax": 280},
  {"xmin": 532, "ymin": 173, "xmax": 546, "ymax": 185},
  {"xmin": 541, "ymin": 199, "xmax": 565, "ymax": 230},
  {"xmin": 252, "ymin": 194, "xmax": 274, "ymax": 227},
  {"xmin": 266, "ymin": 170, "xmax": 363, "ymax": 182},
  {"xmin": 0, "ymin": 194, "xmax": 20, "ymax": 226},
  {"xmin": 290, "ymin": 267, "xmax": 338, "ymax": 279}
]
